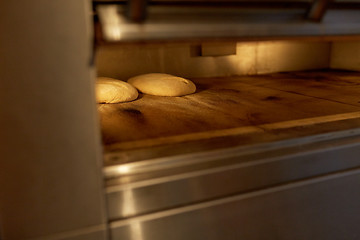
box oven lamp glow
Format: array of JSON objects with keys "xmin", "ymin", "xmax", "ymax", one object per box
[
  {"xmin": 116, "ymin": 165, "xmax": 131, "ymax": 174},
  {"xmin": 98, "ymin": 5, "xmax": 123, "ymax": 41}
]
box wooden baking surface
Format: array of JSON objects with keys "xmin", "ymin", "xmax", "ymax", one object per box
[{"xmin": 99, "ymin": 70, "xmax": 360, "ymax": 160}]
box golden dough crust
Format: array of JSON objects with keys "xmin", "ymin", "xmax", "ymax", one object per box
[
  {"xmin": 96, "ymin": 77, "xmax": 138, "ymax": 103},
  {"xmin": 128, "ymin": 73, "xmax": 196, "ymax": 97}
]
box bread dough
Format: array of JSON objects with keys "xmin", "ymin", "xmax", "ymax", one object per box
[
  {"xmin": 96, "ymin": 77, "xmax": 138, "ymax": 103},
  {"xmin": 127, "ymin": 73, "xmax": 196, "ymax": 97}
]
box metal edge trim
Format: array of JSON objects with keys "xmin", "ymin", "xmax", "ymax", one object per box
[
  {"xmin": 104, "ymin": 116, "xmax": 360, "ymax": 179},
  {"xmin": 27, "ymin": 224, "xmax": 108, "ymax": 240},
  {"xmin": 106, "ymin": 130, "xmax": 360, "ymax": 192}
]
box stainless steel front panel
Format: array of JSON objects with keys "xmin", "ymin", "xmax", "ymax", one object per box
[
  {"xmin": 106, "ymin": 129, "xmax": 360, "ymax": 221},
  {"xmin": 110, "ymin": 168, "xmax": 360, "ymax": 240}
]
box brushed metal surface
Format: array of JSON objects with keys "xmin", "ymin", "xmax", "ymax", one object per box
[
  {"xmin": 28, "ymin": 225, "xmax": 107, "ymax": 240},
  {"xmin": 106, "ymin": 129, "xmax": 360, "ymax": 220},
  {"xmin": 110, "ymin": 168, "xmax": 360, "ymax": 240},
  {"xmin": 104, "ymin": 127, "xmax": 360, "ymax": 178},
  {"xmin": 306, "ymin": 0, "xmax": 331, "ymax": 21},
  {"xmin": 97, "ymin": 5, "xmax": 360, "ymax": 41}
]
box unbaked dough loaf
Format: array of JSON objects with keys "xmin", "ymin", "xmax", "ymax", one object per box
[
  {"xmin": 127, "ymin": 73, "xmax": 196, "ymax": 97},
  {"xmin": 96, "ymin": 77, "xmax": 138, "ymax": 103}
]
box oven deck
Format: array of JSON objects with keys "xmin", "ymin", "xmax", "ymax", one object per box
[{"xmin": 100, "ymin": 70, "xmax": 360, "ymax": 164}]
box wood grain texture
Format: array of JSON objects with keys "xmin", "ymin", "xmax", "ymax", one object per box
[
  {"xmin": 234, "ymin": 71, "xmax": 360, "ymax": 106},
  {"xmin": 99, "ymin": 70, "xmax": 360, "ymax": 159},
  {"xmin": 103, "ymin": 113, "xmax": 360, "ymax": 167}
]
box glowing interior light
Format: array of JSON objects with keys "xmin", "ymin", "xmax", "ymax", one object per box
[
  {"xmin": 116, "ymin": 165, "xmax": 131, "ymax": 174},
  {"xmin": 108, "ymin": 26, "xmax": 122, "ymax": 40},
  {"xmin": 98, "ymin": 5, "xmax": 124, "ymax": 41}
]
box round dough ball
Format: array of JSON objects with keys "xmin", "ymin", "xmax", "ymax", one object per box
[
  {"xmin": 96, "ymin": 77, "xmax": 138, "ymax": 103},
  {"xmin": 127, "ymin": 73, "xmax": 196, "ymax": 97}
]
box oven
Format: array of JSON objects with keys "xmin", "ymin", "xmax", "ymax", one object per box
[{"xmin": 1, "ymin": 1, "xmax": 360, "ymax": 239}]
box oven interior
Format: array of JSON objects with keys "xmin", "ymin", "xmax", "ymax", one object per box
[{"xmin": 97, "ymin": 40, "xmax": 360, "ymax": 161}]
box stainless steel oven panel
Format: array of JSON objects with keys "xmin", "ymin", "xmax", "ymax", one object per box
[
  {"xmin": 110, "ymin": 168, "xmax": 360, "ymax": 240},
  {"xmin": 106, "ymin": 129, "xmax": 360, "ymax": 220},
  {"xmin": 97, "ymin": 4, "xmax": 360, "ymax": 42}
]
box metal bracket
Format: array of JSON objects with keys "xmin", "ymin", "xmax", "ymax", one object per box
[
  {"xmin": 306, "ymin": 0, "xmax": 332, "ymax": 21},
  {"xmin": 126, "ymin": 0, "xmax": 148, "ymax": 22}
]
